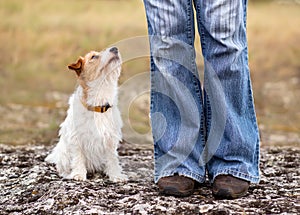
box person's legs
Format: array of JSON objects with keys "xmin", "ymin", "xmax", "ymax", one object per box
[
  {"xmin": 143, "ymin": 0, "xmax": 206, "ymax": 185},
  {"xmin": 194, "ymin": 0, "xmax": 260, "ymax": 186}
]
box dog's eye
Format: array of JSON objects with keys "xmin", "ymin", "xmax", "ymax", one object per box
[{"xmin": 91, "ymin": 55, "xmax": 99, "ymax": 60}]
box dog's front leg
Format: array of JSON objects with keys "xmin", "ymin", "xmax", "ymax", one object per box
[
  {"xmin": 69, "ymin": 149, "xmax": 87, "ymax": 181},
  {"xmin": 104, "ymin": 140, "xmax": 128, "ymax": 183},
  {"xmin": 105, "ymin": 155, "xmax": 128, "ymax": 183}
]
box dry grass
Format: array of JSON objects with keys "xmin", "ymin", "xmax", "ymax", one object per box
[
  {"xmin": 0, "ymin": 0, "xmax": 299, "ymax": 142},
  {"xmin": 0, "ymin": 0, "xmax": 148, "ymax": 104},
  {"xmin": 247, "ymin": 2, "xmax": 300, "ymax": 136}
]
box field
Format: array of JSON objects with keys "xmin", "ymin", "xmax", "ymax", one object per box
[{"xmin": 0, "ymin": 0, "xmax": 299, "ymax": 146}]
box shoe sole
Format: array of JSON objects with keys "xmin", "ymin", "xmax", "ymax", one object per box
[
  {"xmin": 212, "ymin": 188, "xmax": 247, "ymax": 199},
  {"xmin": 159, "ymin": 186, "xmax": 194, "ymax": 197}
]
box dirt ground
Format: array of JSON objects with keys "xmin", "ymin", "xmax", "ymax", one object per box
[{"xmin": 0, "ymin": 142, "xmax": 299, "ymax": 215}]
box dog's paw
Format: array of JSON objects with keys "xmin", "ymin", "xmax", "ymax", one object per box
[
  {"xmin": 109, "ymin": 174, "xmax": 128, "ymax": 183},
  {"xmin": 70, "ymin": 173, "xmax": 87, "ymax": 181}
]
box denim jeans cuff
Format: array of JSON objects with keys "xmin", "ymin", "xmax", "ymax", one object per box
[
  {"xmin": 154, "ymin": 170, "xmax": 206, "ymax": 184},
  {"xmin": 211, "ymin": 169, "xmax": 260, "ymax": 184}
]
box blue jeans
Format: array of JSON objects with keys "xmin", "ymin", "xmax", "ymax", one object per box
[{"xmin": 143, "ymin": 0, "xmax": 260, "ymax": 184}]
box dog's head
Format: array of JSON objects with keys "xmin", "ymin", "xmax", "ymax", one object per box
[{"xmin": 68, "ymin": 47, "xmax": 121, "ymax": 83}]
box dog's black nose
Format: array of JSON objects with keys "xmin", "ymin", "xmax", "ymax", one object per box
[{"xmin": 110, "ymin": 47, "xmax": 118, "ymax": 54}]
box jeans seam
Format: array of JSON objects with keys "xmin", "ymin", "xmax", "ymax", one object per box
[
  {"xmin": 195, "ymin": 2, "xmax": 207, "ymax": 56},
  {"xmin": 188, "ymin": 0, "xmax": 206, "ymax": 145},
  {"xmin": 187, "ymin": 0, "xmax": 203, "ymax": 104},
  {"xmin": 195, "ymin": 1, "xmax": 210, "ymax": 140}
]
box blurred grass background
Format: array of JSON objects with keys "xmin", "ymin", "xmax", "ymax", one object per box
[{"xmin": 0, "ymin": 0, "xmax": 299, "ymax": 146}]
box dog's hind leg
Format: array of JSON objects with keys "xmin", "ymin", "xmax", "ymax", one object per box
[{"xmin": 46, "ymin": 140, "xmax": 72, "ymax": 178}]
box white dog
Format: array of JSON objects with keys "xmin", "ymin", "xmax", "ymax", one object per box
[{"xmin": 46, "ymin": 47, "xmax": 127, "ymax": 182}]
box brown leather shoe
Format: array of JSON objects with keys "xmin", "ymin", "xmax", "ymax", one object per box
[
  {"xmin": 157, "ymin": 175, "xmax": 195, "ymax": 197},
  {"xmin": 212, "ymin": 175, "xmax": 250, "ymax": 199}
]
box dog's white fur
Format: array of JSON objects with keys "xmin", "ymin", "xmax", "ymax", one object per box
[{"xmin": 45, "ymin": 47, "xmax": 127, "ymax": 182}]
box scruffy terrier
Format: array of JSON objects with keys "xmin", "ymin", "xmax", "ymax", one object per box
[{"xmin": 46, "ymin": 47, "xmax": 127, "ymax": 182}]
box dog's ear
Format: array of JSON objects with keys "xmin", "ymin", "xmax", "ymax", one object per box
[{"xmin": 68, "ymin": 57, "xmax": 85, "ymax": 76}]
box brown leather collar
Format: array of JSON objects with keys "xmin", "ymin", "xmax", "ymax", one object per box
[{"xmin": 81, "ymin": 100, "xmax": 112, "ymax": 113}]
